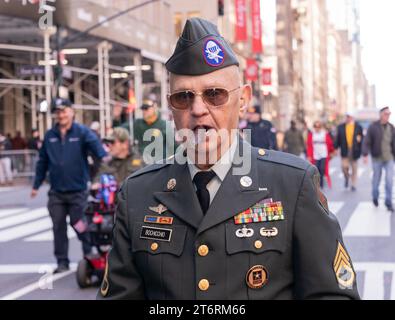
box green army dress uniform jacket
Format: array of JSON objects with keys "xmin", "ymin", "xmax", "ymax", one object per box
[{"xmin": 98, "ymin": 142, "xmax": 360, "ymax": 300}]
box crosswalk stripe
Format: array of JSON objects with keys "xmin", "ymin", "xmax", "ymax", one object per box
[
  {"xmin": 0, "ymin": 217, "xmax": 52, "ymax": 242},
  {"xmin": 0, "ymin": 267, "xmax": 77, "ymax": 300},
  {"xmin": 329, "ymin": 202, "xmax": 344, "ymax": 216},
  {"xmin": 358, "ymin": 168, "xmax": 366, "ymax": 179},
  {"xmin": 0, "ymin": 187, "xmax": 23, "ymax": 194},
  {"xmin": 353, "ymin": 263, "xmax": 395, "ymax": 300},
  {"xmin": 0, "ymin": 208, "xmax": 28, "ymax": 219},
  {"xmin": 0, "ymin": 208, "xmax": 48, "ymax": 229},
  {"xmin": 24, "ymin": 226, "xmax": 76, "ymax": 242},
  {"xmin": 0, "ymin": 263, "xmax": 77, "ymax": 274},
  {"xmin": 343, "ymin": 202, "xmax": 391, "ymax": 237}
]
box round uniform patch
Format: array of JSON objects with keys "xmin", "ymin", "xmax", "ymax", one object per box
[
  {"xmin": 246, "ymin": 265, "xmax": 268, "ymax": 289},
  {"xmin": 203, "ymin": 39, "xmax": 225, "ymax": 67}
]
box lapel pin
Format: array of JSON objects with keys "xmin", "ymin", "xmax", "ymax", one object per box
[
  {"xmin": 258, "ymin": 149, "xmax": 266, "ymax": 156},
  {"xmin": 167, "ymin": 178, "xmax": 177, "ymax": 191},
  {"xmin": 240, "ymin": 176, "xmax": 253, "ymax": 188}
]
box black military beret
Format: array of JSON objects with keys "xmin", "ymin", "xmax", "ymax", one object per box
[{"xmin": 166, "ymin": 18, "xmax": 239, "ymax": 76}]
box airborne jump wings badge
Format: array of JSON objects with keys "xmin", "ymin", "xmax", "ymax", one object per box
[
  {"xmin": 333, "ymin": 242, "xmax": 355, "ymax": 290},
  {"xmin": 149, "ymin": 204, "xmax": 168, "ymax": 215}
]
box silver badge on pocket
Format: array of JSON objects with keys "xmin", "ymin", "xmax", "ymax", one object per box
[
  {"xmin": 260, "ymin": 227, "xmax": 278, "ymax": 238},
  {"xmin": 236, "ymin": 225, "xmax": 254, "ymax": 238}
]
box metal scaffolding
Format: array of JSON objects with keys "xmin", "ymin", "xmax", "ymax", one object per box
[{"xmin": 0, "ymin": 22, "xmax": 167, "ymax": 140}]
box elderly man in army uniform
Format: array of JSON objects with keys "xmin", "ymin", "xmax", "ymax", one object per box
[{"xmin": 98, "ymin": 18, "xmax": 360, "ymax": 300}]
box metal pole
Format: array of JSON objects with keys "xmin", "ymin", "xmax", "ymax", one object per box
[
  {"xmin": 103, "ymin": 43, "xmax": 111, "ymax": 133},
  {"xmin": 30, "ymin": 53, "xmax": 37, "ymax": 131},
  {"xmin": 161, "ymin": 63, "xmax": 168, "ymax": 119},
  {"xmin": 44, "ymin": 29, "xmax": 52, "ymax": 129},
  {"xmin": 133, "ymin": 53, "xmax": 143, "ymax": 144},
  {"xmin": 128, "ymin": 80, "xmax": 134, "ymax": 143},
  {"xmin": 134, "ymin": 53, "xmax": 143, "ymax": 113},
  {"xmin": 38, "ymin": 76, "xmax": 45, "ymax": 140},
  {"xmin": 98, "ymin": 42, "xmax": 105, "ymax": 138}
]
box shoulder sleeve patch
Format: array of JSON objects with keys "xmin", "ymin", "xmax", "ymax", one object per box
[{"xmin": 333, "ymin": 241, "xmax": 356, "ymax": 290}]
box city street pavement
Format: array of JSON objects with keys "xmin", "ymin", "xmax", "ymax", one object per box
[{"xmin": 0, "ymin": 157, "xmax": 393, "ymax": 300}]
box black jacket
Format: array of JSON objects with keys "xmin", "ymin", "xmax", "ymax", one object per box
[
  {"xmin": 335, "ymin": 122, "xmax": 364, "ymax": 160},
  {"xmin": 362, "ymin": 121, "xmax": 395, "ymax": 158},
  {"xmin": 246, "ymin": 120, "xmax": 277, "ymax": 150}
]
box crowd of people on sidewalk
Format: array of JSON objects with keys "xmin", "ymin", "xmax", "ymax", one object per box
[
  {"xmin": 0, "ymin": 129, "xmax": 43, "ymax": 186},
  {"xmin": 251, "ymin": 106, "xmax": 395, "ymax": 212}
]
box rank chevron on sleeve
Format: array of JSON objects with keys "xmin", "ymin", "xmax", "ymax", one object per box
[{"xmin": 333, "ymin": 241, "xmax": 355, "ymax": 289}]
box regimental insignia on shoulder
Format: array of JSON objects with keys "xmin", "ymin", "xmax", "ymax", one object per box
[
  {"xmin": 313, "ymin": 173, "xmax": 329, "ymax": 213},
  {"xmin": 333, "ymin": 241, "xmax": 355, "ymax": 290}
]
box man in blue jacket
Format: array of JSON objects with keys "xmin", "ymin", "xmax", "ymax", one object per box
[{"xmin": 31, "ymin": 98, "xmax": 107, "ymax": 273}]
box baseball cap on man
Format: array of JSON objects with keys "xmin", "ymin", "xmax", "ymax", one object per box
[
  {"xmin": 52, "ymin": 98, "xmax": 72, "ymax": 111},
  {"xmin": 380, "ymin": 106, "xmax": 391, "ymax": 113},
  {"xmin": 141, "ymin": 100, "xmax": 155, "ymax": 110},
  {"xmin": 104, "ymin": 127, "xmax": 130, "ymax": 143}
]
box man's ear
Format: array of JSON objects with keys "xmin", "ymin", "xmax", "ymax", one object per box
[{"xmin": 240, "ymin": 84, "xmax": 252, "ymax": 111}]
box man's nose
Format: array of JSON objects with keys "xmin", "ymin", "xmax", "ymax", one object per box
[{"xmin": 190, "ymin": 94, "xmax": 209, "ymax": 117}]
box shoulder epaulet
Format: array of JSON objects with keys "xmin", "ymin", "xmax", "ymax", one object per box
[
  {"xmin": 127, "ymin": 162, "xmax": 170, "ymax": 180},
  {"xmin": 256, "ymin": 148, "xmax": 310, "ymax": 171}
]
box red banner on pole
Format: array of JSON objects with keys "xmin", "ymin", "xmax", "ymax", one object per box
[
  {"xmin": 127, "ymin": 88, "xmax": 136, "ymax": 114},
  {"xmin": 245, "ymin": 59, "xmax": 259, "ymax": 81},
  {"xmin": 251, "ymin": 0, "xmax": 263, "ymax": 53},
  {"xmin": 235, "ymin": 0, "xmax": 247, "ymax": 42},
  {"xmin": 262, "ymin": 68, "xmax": 272, "ymax": 85}
]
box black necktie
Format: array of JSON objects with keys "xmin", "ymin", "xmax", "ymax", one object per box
[{"xmin": 193, "ymin": 171, "xmax": 216, "ymax": 214}]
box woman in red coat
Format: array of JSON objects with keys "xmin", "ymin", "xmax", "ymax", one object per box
[{"xmin": 306, "ymin": 121, "xmax": 335, "ymax": 188}]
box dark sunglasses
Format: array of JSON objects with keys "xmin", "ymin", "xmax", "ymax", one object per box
[{"xmin": 168, "ymin": 87, "xmax": 240, "ymax": 110}]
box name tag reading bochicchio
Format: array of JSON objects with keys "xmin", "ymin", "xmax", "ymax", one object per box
[{"xmin": 140, "ymin": 226, "xmax": 173, "ymax": 242}]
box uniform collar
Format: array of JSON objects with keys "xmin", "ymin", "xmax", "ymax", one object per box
[
  {"xmin": 153, "ymin": 137, "xmax": 269, "ymax": 231},
  {"xmin": 187, "ymin": 132, "xmax": 238, "ymax": 182}
]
